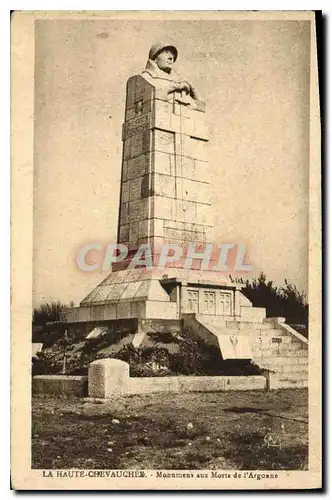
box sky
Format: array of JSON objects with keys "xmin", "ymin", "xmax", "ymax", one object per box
[{"xmin": 33, "ymin": 17, "xmax": 310, "ymax": 306}]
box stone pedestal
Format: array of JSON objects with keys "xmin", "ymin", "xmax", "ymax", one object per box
[{"xmin": 88, "ymin": 359, "xmax": 129, "ymax": 398}]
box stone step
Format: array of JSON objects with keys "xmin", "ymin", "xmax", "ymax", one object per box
[
  {"xmin": 254, "ymin": 342, "xmax": 307, "ymax": 351},
  {"xmin": 251, "ymin": 347, "xmax": 306, "ymax": 358},
  {"xmin": 273, "ymin": 348, "xmax": 308, "ymax": 357},
  {"xmin": 251, "ymin": 346, "xmax": 305, "ymax": 357},
  {"xmin": 251, "ymin": 335, "xmax": 294, "ymax": 345},
  {"xmin": 253, "ymin": 329, "xmax": 306, "ymax": 341},
  {"xmin": 219, "ymin": 331, "xmax": 301, "ymax": 345},
  {"xmin": 257, "ymin": 363, "xmax": 307, "ymax": 374},
  {"xmin": 253, "ymin": 355, "xmax": 308, "ymax": 365},
  {"xmin": 278, "ymin": 370, "xmax": 308, "ymax": 381},
  {"xmin": 226, "ymin": 321, "xmax": 274, "ymax": 330},
  {"xmin": 276, "ymin": 379, "xmax": 308, "ymax": 389}
]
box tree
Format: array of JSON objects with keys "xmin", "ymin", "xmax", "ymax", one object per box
[
  {"xmin": 232, "ymin": 273, "xmax": 308, "ymax": 331},
  {"xmin": 32, "ymin": 301, "xmax": 66, "ymax": 327}
]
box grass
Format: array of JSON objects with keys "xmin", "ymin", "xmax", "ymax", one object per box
[{"xmin": 32, "ymin": 388, "xmax": 308, "ymax": 470}]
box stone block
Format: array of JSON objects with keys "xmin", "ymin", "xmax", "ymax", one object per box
[
  {"xmin": 128, "ymin": 198, "xmax": 149, "ymax": 222},
  {"xmin": 78, "ymin": 307, "xmax": 91, "ymax": 322},
  {"xmin": 121, "ymin": 181, "xmax": 129, "ymax": 203},
  {"xmin": 196, "ymin": 203, "xmax": 212, "ymax": 225},
  {"xmin": 130, "ymin": 300, "xmax": 146, "ymax": 318},
  {"xmin": 119, "ymin": 202, "xmax": 129, "ymax": 225},
  {"xmin": 123, "ymin": 138, "xmax": 132, "ymax": 160},
  {"xmin": 145, "ymin": 300, "xmax": 178, "ymax": 319},
  {"xmin": 129, "ymin": 377, "xmax": 180, "ymax": 395},
  {"xmin": 129, "ymin": 178, "xmax": 142, "ymax": 201},
  {"xmin": 195, "ymin": 159, "xmax": 209, "ymax": 179},
  {"xmin": 103, "ymin": 303, "xmax": 117, "ymax": 320},
  {"xmin": 180, "ymin": 135, "xmax": 208, "ymax": 161},
  {"xmin": 138, "ymin": 219, "xmax": 150, "ymax": 238},
  {"xmin": 193, "ymin": 117, "xmax": 209, "ymax": 141},
  {"xmin": 154, "ymin": 196, "xmax": 172, "ymax": 220},
  {"xmin": 129, "ymin": 222, "xmax": 139, "ymax": 247},
  {"xmin": 154, "ymin": 129, "xmax": 175, "ymax": 154},
  {"xmin": 240, "ymin": 306, "xmax": 266, "ymax": 322},
  {"xmin": 127, "ymin": 154, "xmax": 149, "ymax": 180},
  {"xmin": 180, "ymin": 156, "xmax": 196, "ymax": 180},
  {"xmin": 131, "ymin": 133, "xmax": 144, "ymax": 157},
  {"xmin": 119, "ymin": 224, "xmax": 129, "ymax": 243},
  {"xmin": 61, "ymin": 307, "xmax": 79, "ymax": 323},
  {"xmin": 280, "ymin": 363, "xmax": 308, "ymax": 373},
  {"xmin": 90, "ymin": 305, "xmax": 105, "ymax": 321},
  {"xmin": 153, "ymin": 151, "xmax": 175, "ymax": 176},
  {"xmin": 180, "ymin": 178, "xmax": 210, "ymax": 204},
  {"xmin": 117, "ymin": 301, "xmax": 132, "ymax": 318},
  {"xmin": 181, "ymin": 117, "xmax": 195, "ymax": 136},
  {"xmin": 174, "ymin": 199, "xmax": 197, "ymax": 222},
  {"xmin": 154, "ymin": 173, "xmax": 176, "ymax": 198},
  {"xmin": 154, "ymin": 99, "xmax": 172, "ymax": 130},
  {"xmin": 88, "ymin": 359, "xmax": 130, "ymax": 398}
]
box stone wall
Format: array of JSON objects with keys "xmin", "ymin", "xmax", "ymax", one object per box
[
  {"xmin": 32, "ymin": 368, "xmax": 304, "ymax": 398},
  {"xmin": 87, "ymin": 359, "xmax": 267, "ymax": 398},
  {"xmin": 32, "ymin": 375, "xmax": 88, "ymax": 398},
  {"xmin": 128, "ymin": 375, "xmax": 266, "ymax": 395}
]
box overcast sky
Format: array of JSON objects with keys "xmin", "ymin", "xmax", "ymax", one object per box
[{"xmin": 33, "ymin": 18, "xmax": 310, "ymax": 306}]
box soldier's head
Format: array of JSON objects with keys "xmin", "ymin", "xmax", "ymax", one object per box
[{"xmin": 148, "ymin": 43, "xmax": 178, "ymax": 74}]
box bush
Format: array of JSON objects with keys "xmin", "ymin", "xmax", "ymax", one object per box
[
  {"xmin": 232, "ymin": 273, "xmax": 308, "ymax": 335},
  {"xmin": 32, "ymin": 301, "xmax": 66, "ymax": 327}
]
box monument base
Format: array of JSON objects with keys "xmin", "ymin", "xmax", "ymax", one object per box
[
  {"xmin": 61, "ymin": 267, "xmax": 263, "ymax": 324},
  {"xmin": 61, "ymin": 267, "xmax": 307, "ymax": 378}
]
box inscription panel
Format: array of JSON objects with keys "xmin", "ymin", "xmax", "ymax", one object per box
[{"xmin": 123, "ymin": 114, "xmax": 149, "ymax": 140}]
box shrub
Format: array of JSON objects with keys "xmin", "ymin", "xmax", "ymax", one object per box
[
  {"xmin": 232, "ymin": 273, "xmax": 308, "ymax": 335},
  {"xmin": 32, "ymin": 301, "xmax": 66, "ymax": 327}
]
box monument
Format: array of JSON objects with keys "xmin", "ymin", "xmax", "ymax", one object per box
[{"xmin": 62, "ymin": 43, "xmax": 308, "ymax": 382}]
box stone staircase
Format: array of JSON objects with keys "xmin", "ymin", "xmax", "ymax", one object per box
[
  {"xmin": 183, "ymin": 314, "xmax": 308, "ymax": 389},
  {"xmin": 226, "ymin": 318, "xmax": 308, "ymax": 388}
]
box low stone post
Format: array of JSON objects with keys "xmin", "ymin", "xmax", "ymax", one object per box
[
  {"xmin": 88, "ymin": 359, "xmax": 130, "ymax": 398},
  {"xmin": 266, "ymin": 371, "xmax": 280, "ymax": 390}
]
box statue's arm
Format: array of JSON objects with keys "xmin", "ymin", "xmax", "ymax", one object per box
[{"xmin": 182, "ymin": 80, "xmax": 201, "ymax": 101}]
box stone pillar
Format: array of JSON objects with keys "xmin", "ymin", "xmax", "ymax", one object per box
[
  {"xmin": 234, "ymin": 288, "xmax": 241, "ymax": 319},
  {"xmin": 115, "ymin": 74, "xmax": 212, "ymax": 271},
  {"xmin": 88, "ymin": 359, "xmax": 129, "ymax": 398},
  {"xmin": 180, "ymin": 281, "xmax": 188, "ymax": 314}
]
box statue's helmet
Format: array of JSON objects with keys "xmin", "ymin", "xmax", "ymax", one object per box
[{"xmin": 148, "ymin": 43, "xmax": 178, "ymax": 62}]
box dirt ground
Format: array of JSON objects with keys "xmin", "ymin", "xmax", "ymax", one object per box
[{"xmin": 32, "ymin": 389, "xmax": 308, "ymax": 470}]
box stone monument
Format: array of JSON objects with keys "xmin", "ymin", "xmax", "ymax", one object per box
[{"xmin": 62, "ymin": 44, "xmax": 308, "ymax": 383}]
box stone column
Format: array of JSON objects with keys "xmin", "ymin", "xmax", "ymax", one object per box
[
  {"xmin": 234, "ymin": 288, "xmax": 241, "ymax": 319},
  {"xmin": 115, "ymin": 75, "xmax": 212, "ymax": 271}
]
